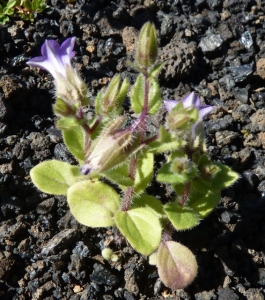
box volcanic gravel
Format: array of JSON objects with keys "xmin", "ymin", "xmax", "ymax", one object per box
[{"xmin": 1, "ymin": 0, "xmax": 265, "ymax": 299}]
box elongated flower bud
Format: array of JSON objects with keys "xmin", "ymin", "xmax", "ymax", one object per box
[
  {"xmin": 136, "ymin": 22, "xmax": 158, "ymax": 68},
  {"xmin": 80, "ymin": 116, "xmax": 143, "ymax": 174}
]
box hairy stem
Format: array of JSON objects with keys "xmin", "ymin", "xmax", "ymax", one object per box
[
  {"xmin": 178, "ymin": 182, "xmax": 192, "ymax": 207},
  {"xmin": 121, "ymin": 73, "xmax": 150, "ymax": 211},
  {"xmin": 130, "ymin": 74, "xmax": 149, "ymax": 142},
  {"xmin": 162, "ymin": 223, "xmax": 174, "ymax": 243},
  {"xmin": 121, "ymin": 156, "xmax": 138, "ymax": 211}
]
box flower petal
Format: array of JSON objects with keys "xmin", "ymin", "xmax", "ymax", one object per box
[
  {"xmin": 59, "ymin": 37, "xmax": 76, "ymax": 67},
  {"xmin": 164, "ymin": 100, "xmax": 177, "ymax": 112},
  {"xmin": 198, "ymin": 105, "xmax": 213, "ymax": 120},
  {"xmin": 27, "ymin": 38, "xmax": 76, "ymax": 80},
  {"xmin": 182, "ymin": 92, "xmax": 200, "ymax": 108}
]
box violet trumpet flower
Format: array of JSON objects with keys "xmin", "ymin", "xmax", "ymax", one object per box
[
  {"xmin": 27, "ymin": 38, "xmax": 76, "ymax": 80},
  {"xmin": 27, "ymin": 38, "xmax": 88, "ymax": 106},
  {"xmin": 164, "ymin": 92, "xmax": 213, "ymax": 137}
]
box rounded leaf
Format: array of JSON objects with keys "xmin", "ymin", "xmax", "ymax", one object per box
[
  {"xmin": 115, "ymin": 208, "xmax": 162, "ymax": 255},
  {"xmin": 189, "ymin": 192, "xmax": 221, "ymax": 218},
  {"xmin": 68, "ymin": 181, "xmax": 120, "ymax": 227},
  {"xmin": 30, "ymin": 160, "xmax": 84, "ymax": 195},
  {"xmin": 131, "ymin": 194, "xmax": 163, "ymax": 218},
  {"xmin": 157, "ymin": 241, "xmax": 198, "ymax": 290},
  {"xmin": 164, "ymin": 202, "xmax": 200, "ymax": 230}
]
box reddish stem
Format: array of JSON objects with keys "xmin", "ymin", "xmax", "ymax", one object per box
[
  {"xmin": 121, "ymin": 74, "xmax": 150, "ymax": 211},
  {"xmin": 178, "ymin": 182, "xmax": 192, "ymax": 207}
]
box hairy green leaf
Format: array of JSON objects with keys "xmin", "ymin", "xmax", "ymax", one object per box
[
  {"xmin": 134, "ymin": 152, "xmax": 153, "ymax": 194},
  {"xmin": 115, "ymin": 207, "xmax": 162, "ymax": 255},
  {"xmin": 148, "ymin": 77, "xmax": 161, "ymax": 115},
  {"xmin": 131, "ymin": 74, "xmax": 144, "ymax": 114},
  {"xmin": 30, "ymin": 160, "xmax": 85, "ymax": 195},
  {"xmin": 189, "ymin": 192, "xmax": 221, "ymax": 218},
  {"xmin": 62, "ymin": 126, "xmax": 85, "ymax": 163},
  {"xmin": 68, "ymin": 180, "xmax": 120, "ymax": 227},
  {"xmin": 131, "ymin": 194, "xmax": 164, "ymax": 218},
  {"xmin": 103, "ymin": 163, "xmax": 134, "ymax": 189},
  {"xmin": 148, "ymin": 126, "xmax": 185, "ymax": 153},
  {"xmin": 157, "ymin": 241, "xmax": 198, "ymax": 290},
  {"xmin": 164, "ymin": 201, "xmax": 200, "ymax": 230}
]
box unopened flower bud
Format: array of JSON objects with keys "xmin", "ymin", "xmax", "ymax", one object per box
[
  {"xmin": 136, "ymin": 22, "xmax": 158, "ymax": 68},
  {"xmin": 167, "ymin": 102, "xmax": 199, "ymax": 132},
  {"xmin": 80, "ymin": 116, "xmax": 142, "ymax": 174}
]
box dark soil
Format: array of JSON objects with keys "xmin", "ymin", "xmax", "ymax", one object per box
[{"xmin": 1, "ymin": 0, "xmax": 265, "ymax": 299}]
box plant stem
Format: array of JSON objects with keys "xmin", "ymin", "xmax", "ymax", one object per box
[
  {"xmin": 162, "ymin": 223, "xmax": 174, "ymax": 243},
  {"xmin": 178, "ymin": 182, "xmax": 192, "ymax": 206},
  {"xmin": 130, "ymin": 74, "xmax": 149, "ymax": 142},
  {"xmin": 121, "ymin": 156, "xmax": 137, "ymax": 211}
]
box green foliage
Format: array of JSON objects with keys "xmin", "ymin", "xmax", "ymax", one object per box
[
  {"xmin": 30, "ymin": 160, "xmax": 86, "ymax": 195},
  {"xmin": 148, "ymin": 126, "xmax": 185, "ymax": 154},
  {"xmin": 29, "ymin": 21, "xmax": 240, "ymax": 291},
  {"xmin": 189, "ymin": 191, "xmax": 221, "ymax": 218},
  {"xmin": 0, "ymin": 0, "xmax": 47, "ymax": 24},
  {"xmin": 157, "ymin": 241, "xmax": 198, "ymax": 289},
  {"xmin": 115, "ymin": 207, "xmax": 162, "ymax": 255},
  {"xmin": 96, "ymin": 75, "xmax": 129, "ymax": 116},
  {"xmin": 68, "ymin": 180, "xmax": 120, "ymax": 227},
  {"xmin": 131, "ymin": 194, "xmax": 164, "ymax": 218},
  {"xmin": 164, "ymin": 201, "xmax": 201, "ymax": 230},
  {"xmin": 134, "ymin": 152, "xmax": 154, "ymax": 194},
  {"xmin": 131, "ymin": 75, "xmax": 161, "ymax": 115},
  {"xmin": 62, "ymin": 126, "xmax": 85, "ymax": 163}
]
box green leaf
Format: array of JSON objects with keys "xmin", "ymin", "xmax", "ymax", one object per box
[
  {"xmin": 30, "ymin": 160, "xmax": 85, "ymax": 195},
  {"xmin": 62, "ymin": 126, "xmax": 85, "ymax": 163},
  {"xmin": 131, "ymin": 194, "xmax": 164, "ymax": 218},
  {"xmin": 3, "ymin": 7, "xmax": 14, "ymax": 15},
  {"xmin": 0, "ymin": 15, "xmax": 8, "ymax": 24},
  {"xmin": 148, "ymin": 77, "xmax": 161, "ymax": 115},
  {"xmin": 56, "ymin": 117, "xmax": 85, "ymax": 130},
  {"xmin": 22, "ymin": 0, "xmax": 32, "ymax": 11},
  {"xmin": 103, "ymin": 163, "xmax": 134, "ymax": 189},
  {"xmin": 6, "ymin": 0, "xmax": 17, "ymax": 8},
  {"xmin": 157, "ymin": 241, "xmax": 198, "ymax": 290},
  {"xmin": 115, "ymin": 207, "xmax": 162, "ymax": 255},
  {"xmin": 31, "ymin": 0, "xmax": 39, "ymax": 10},
  {"xmin": 157, "ymin": 163, "xmax": 191, "ymax": 185},
  {"xmin": 210, "ymin": 163, "xmax": 239, "ymax": 192},
  {"xmin": 189, "ymin": 192, "xmax": 221, "ymax": 218},
  {"xmin": 95, "ymin": 91, "xmax": 103, "ymax": 116},
  {"xmin": 149, "ymin": 63, "xmax": 164, "ymax": 78},
  {"xmin": 68, "ymin": 180, "xmax": 120, "ymax": 227},
  {"xmin": 148, "ymin": 126, "xmax": 185, "ymax": 154},
  {"xmin": 101, "ymin": 75, "xmax": 121, "ymax": 114},
  {"xmin": 131, "ymin": 74, "xmax": 144, "ymax": 114},
  {"xmin": 115, "ymin": 78, "xmax": 129, "ymax": 113},
  {"xmin": 164, "ymin": 201, "xmax": 201, "ymax": 230},
  {"xmin": 134, "ymin": 152, "xmax": 153, "ymax": 194},
  {"xmin": 131, "ymin": 76, "xmax": 162, "ymax": 115},
  {"xmin": 192, "ymin": 163, "xmax": 238, "ymax": 194}
]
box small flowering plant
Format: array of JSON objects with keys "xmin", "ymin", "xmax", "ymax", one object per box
[{"xmin": 28, "ymin": 23, "xmax": 238, "ymax": 290}]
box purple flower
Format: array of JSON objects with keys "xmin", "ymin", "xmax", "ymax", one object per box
[
  {"xmin": 27, "ymin": 38, "xmax": 76, "ymax": 80},
  {"xmin": 164, "ymin": 92, "xmax": 213, "ymax": 136}
]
